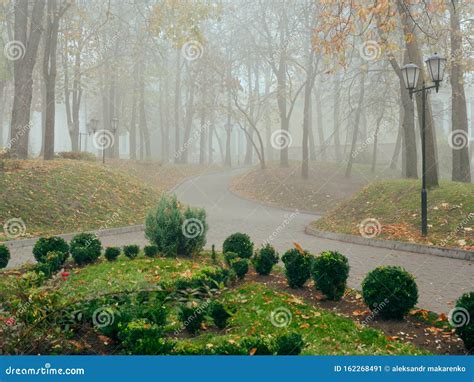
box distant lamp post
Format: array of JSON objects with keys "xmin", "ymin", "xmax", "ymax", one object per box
[
  {"xmin": 89, "ymin": 118, "xmax": 99, "ymax": 161},
  {"xmin": 401, "ymin": 53, "xmax": 446, "ymax": 237},
  {"xmin": 111, "ymin": 117, "xmax": 118, "ymax": 162}
]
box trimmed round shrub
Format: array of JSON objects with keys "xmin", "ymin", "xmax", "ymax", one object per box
[
  {"xmin": 144, "ymin": 245, "xmax": 159, "ymax": 258},
  {"xmin": 145, "ymin": 195, "xmax": 208, "ymax": 257},
  {"xmin": 362, "ymin": 266, "xmax": 418, "ymax": 319},
  {"xmin": 178, "ymin": 304, "xmax": 206, "ymax": 335},
  {"xmin": 210, "ymin": 301, "xmax": 231, "ymax": 329},
  {"xmin": 0, "ymin": 244, "xmax": 11, "ymax": 269},
  {"xmin": 222, "ymin": 233, "xmax": 253, "ymax": 259},
  {"xmin": 33, "ymin": 251, "xmax": 65, "ymax": 278},
  {"xmin": 453, "ymin": 291, "xmax": 474, "ymax": 352},
  {"xmin": 240, "ymin": 337, "xmax": 273, "ymax": 355},
  {"xmin": 230, "ymin": 258, "xmax": 249, "ymax": 280},
  {"xmin": 224, "ymin": 251, "xmax": 239, "ymax": 266},
  {"xmin": 105, "ymin": 247, "xmax": 121, "ymax": 261},
  {"xmin": 118, "ymin": 319, "xmax": 174, "ymax": 355},
  {"xmin": 252, "ymin": 244, "xmax": 279, "ymax": 275},
  {"xmin": 123, "ymin": 245, "xmax": 140, "ymax": 259},
  {"xmin": 70, "ymin": 233, "xmax": 102, "ymax": 266},
  {"xmin": 275, "ymin": 332, "xmax": 304, "ymax": 355},
  {"xmin": 208, "ymin": 341, "xmax": 246, "ymax": 355},
  {"xmin": 33, "ymin": 236, "xmax": 69, "ymax": 263},
  {"xmin": 281, "ymin": 248, "xmax": 313, "ymax": 288},
  {"xmin": 311, "ymin": 251, "xmax": 349, "ymax": 301}
]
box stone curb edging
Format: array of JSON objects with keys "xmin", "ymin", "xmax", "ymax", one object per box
[
  {"xmin": 305, "ymin": 225, "xmax": 473, "ymax": 261},
  {"xmin": 2, "ymin": 224, "xmax": 146, "ymax": 250}
]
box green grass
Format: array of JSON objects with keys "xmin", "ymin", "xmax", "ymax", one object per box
[
  {"xmin": 174, "ymin": 283, "xmax": 428, "ymax": 355},
  {"xmin": 0, "ymin": 253, "xmax": 431, "ymax": 355},
  {"xmin": 56, "ymin": 255, "xmax": 199, "ymax": 301},
  {"xmin": 0, "ymin": 160, "xmax": 161, "ymax": 240},
  {"xmin": 312, "ymin": 179, "xmax": 473, "ymax": 250}
]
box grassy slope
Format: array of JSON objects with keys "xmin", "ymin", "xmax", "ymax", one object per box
[
  {"xmin": 312, "ymin": 179, "xmax": 473, "ymax": 250},
  {"xmin": 0, "ymin": 160, "xmax": 161, "ymax": 240},
  {"xmin": 230, "ymin": 162, "xmax": 399, "ymax": 214}
]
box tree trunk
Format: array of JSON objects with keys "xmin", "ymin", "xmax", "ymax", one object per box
[
  {"xmin": 199, "ymin": 106, "xmax": 207, "ymax": 165},
  {"xmin": 345, "ymin": 69, "xmax": 366, "ymax": 178},
  {"xmin": 449, "ymin": 0, "xmax": 471, "ymax": 183},
  {"xmin": 174, "ymin": 48, "xmax": 181, "ymax": 163},
  {"xmin": 390, "ymin": 103, "xmax": 403, "ymax": 170},
  {"xmin": 139, "ymin": 67, "xmax": 150, "ymax": 160},
  {"xmin": 371, "ymin": 114, "xmax": 383, "ymax": 173},
  {"xmin": 333, "ymin": 74, "xmax": 342, "ymax": 161},
  {"xmin": 181, "ymin": 73, "xmax": 195, "ymax": 164},
  {"xmin": 387, "ymin": 51, "xmax": 418, "ymax": 178},
  {"xmin": 129, "ymin": 71, "xmax": 137, "ymax": 160},
  {"xmin": 301, "ymin": 68, "xmax": 316, "ymax": 178},
  {"xmin": 224, "ymin": 89, "xmax": 232, "ymax": 167},
  {"xmin": 314, "ymin": 86, "xmax": 325, "ymax": 160},
  {"xmin": 0, "ymin": 80, "xmax": 5, "ymax": 147},
  {"xmin": 397, "ymin": 0, "xmax": 439, "ymax": 188},
  {"xmin": 10, "ymin": 0, "xmax": 46, "ymax": 159}
]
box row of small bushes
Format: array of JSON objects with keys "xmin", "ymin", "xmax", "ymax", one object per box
[
  {"xmin": 222, "ymin": 232, "xmax": 473, "ymax": 352},
  {"xmin": 222, "ymin": 233, "xmax": 278, "ymax": 280},
  {"xmin": 62, "ymin": 264, "xmax": 234, "ymax": 355},
  {"xmin": 170, "ymin": 332, "xmax": 304, "ymax": 356}
]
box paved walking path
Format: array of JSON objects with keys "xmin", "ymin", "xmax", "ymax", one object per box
[{"xmin": 6, "ymin": 169, "xmax": 473, "ymax": 313}]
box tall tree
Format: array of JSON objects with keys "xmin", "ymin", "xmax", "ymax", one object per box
[
  {"xmin": 42, "ymin": 0, "xmax": 70, "ymax": 160},
  {"xmin": 10, "ymin": 0, "xmax": 46, "ymax": 158},
  {"xmin": 449, "ymin": 0, "xmax": 471, "ymax": 183}
]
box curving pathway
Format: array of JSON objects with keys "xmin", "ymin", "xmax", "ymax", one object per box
[
  {"xmin": 174, "ymin": 169, "xmax": 473, "ymax": 314},
  {"xmin": 6, "ymin": 168, "xmax": 473, "ymax": 314}
]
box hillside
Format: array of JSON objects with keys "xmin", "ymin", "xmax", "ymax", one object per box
[
  {"xmin": 311, "ymin": 179, "xmax": 473, "ymax": 250},
  {"xmin": 0, "ymin": 160, "xmax": 161, "ymax": 240}
]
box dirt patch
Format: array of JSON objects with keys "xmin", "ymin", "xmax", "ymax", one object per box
[{"xmin": 246, "ymin": 271, "xmax": 467, "ymax": 355}]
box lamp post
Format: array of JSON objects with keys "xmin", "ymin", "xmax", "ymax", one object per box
[
  {"xmin": 89, "ymin": 118, "xmax": 99, "ymax": 161},
  {"xmin": 401, "ymin": 53, "xmax": 446, "ymax": 237},
  {"xmin": 111, "ymin": 117, "xmax": 118, "ymax": 162}
]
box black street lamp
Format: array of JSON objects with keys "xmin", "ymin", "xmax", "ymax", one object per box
[
  {"xmin": 401, "ymin": 53, "xmax": 446, "ymax": 237},
  {"xmin": 88, "ymin": 118, "xmax": 100, "ymax": 161},
  {"xmin": 111, "ymin": 117, "xmax": 118, "ymax": 162}
]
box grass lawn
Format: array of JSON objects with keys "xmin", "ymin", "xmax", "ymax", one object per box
[
  {"xmin": 311, "ymin": 179, "xmax": 473, "ymax": 250},
  {"xmin": 1, "ymin": 252, "xmax": 463, "ymax": 355},
  {"xmin": 0, "ymin": 159, "xmax": 215, "ymax": 241},
  {"xmin": 175, "ymin": 282, "xmax": 426, "ymax": 355}
]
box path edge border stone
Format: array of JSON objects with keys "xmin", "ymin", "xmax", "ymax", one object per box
[{"xmin": 305, "ymin": 225, "xmax": 473, "ymax": 261}]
